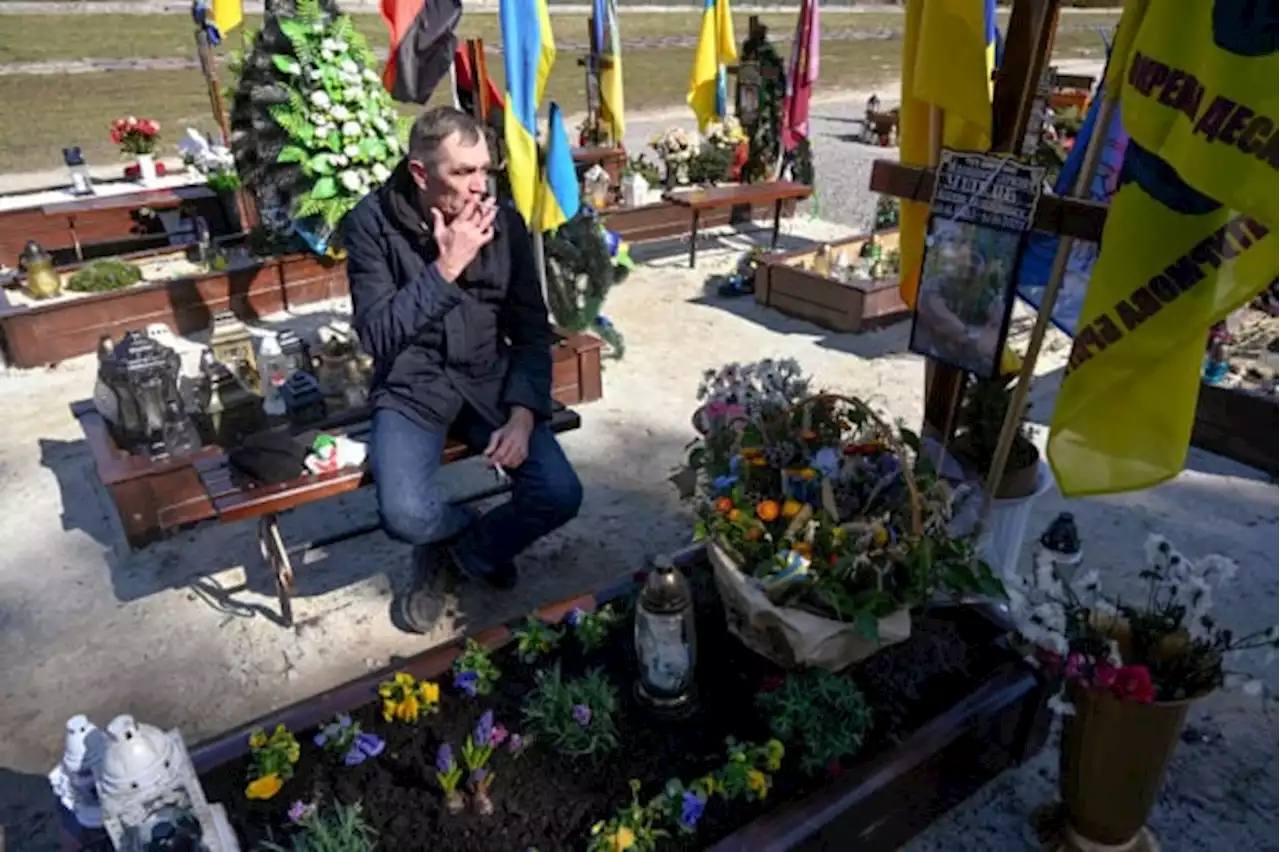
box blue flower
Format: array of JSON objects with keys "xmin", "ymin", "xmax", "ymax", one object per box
[
  {"xmin": 313, "ymin": 731, "xmax": 328, "ymax": 748},
  {"xmin": 679, "ymin": 791, "xmax": 706, "ymax": 828},
  {"xmin": 712, "ymin": 474, "xmax": 739, "ymax": 492},
  {"xmin": 474, "ymin": 711, "xmax": 494, "ymax": 747},
  {"xmin": 813, "ymin": 447, "xmax": 840, "ymax": 479},
  {"xmin": 454, "ymin": 670, "xmax": 479, "ymax": 698},
  {"xmin": 572, "ymin": 704, "xmax": 592, "ymax": 726},
  {"xmin": 336, "ymin": 714, "xmax": 353, "ymax": 729},
  {"xmin": 729, "ymin": 454, "xmax": 742, "ymax": 474},
  {"xmin": 566, "ymin": 608, "xmax": 585, "ymax": 627},
  {"xmin": 343, "ymin": 732, "xmax": 384, "ymax": 766},
  {"xmin": 436, "ymin": 743, "xmax": 455, "ymax": 774}
]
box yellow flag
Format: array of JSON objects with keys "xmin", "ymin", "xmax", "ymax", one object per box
[
  {"xmin": 687, "ymin": 0, "xmax": 738, "ymax": 132},
  {"xmin": 1048, "ymin": 0, "xmax": 1279, "ymax": 496},
  {"xmin": 897, "ymin": 0, "xmax": 997, "ymax": 309},
  {"xmin": 211, "ymin": 0, "xmax": 243, "ymax": 37}
]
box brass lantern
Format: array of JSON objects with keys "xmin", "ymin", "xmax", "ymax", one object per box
[
  {"xmin": 195, "ymin": 350, "xmax": 265, "ymax": 447},
  {"xmin": 207, "ymin": 311, "xmax": 259, "ymax": 393},
  {"xmin": 19, "ymin": 240, "xmax": 62, "ymax": 300},
  {"xmin": 634, "ymin": 554, "xmax": 699, "ymax": 718},
  {"xmin": 96, "ymin": 332, "xmax": 200, "ymax": 458}
]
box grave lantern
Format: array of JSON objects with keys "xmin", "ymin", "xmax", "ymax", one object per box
[
  {"xmin": 196, "ymin": 350, "xmax": 265, "ymax": 446},
  {"xmin": 95, "ymin": 714, "xmax": 240, "ymax": 851},
  {"xmin": 207, "ymin": 311, "xmax": 259, "ymax": 393},
  {"xmin": 19, "ymin": 240, "xmax": 61, "ymax": 300},
  {"xmin": 95, "ymin": 332, "xmax": 200, "ymax": 458},
  {"xmin": 634, "ymin": 554, "xmax": 699, "ymax": 718},
  {"xmin": 48, "ymin": 715, "xmax": 105, "ymax": 829}
]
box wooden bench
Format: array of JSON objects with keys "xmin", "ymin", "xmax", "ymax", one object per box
[
  {"xmin": 666, "ymin": 181, "xmax": 814, "ymax": 268},
  {"xmin": 193, "ymin": 403, "xmax": 582, "ymax": 627}
]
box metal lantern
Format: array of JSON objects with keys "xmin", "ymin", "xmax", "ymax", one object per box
[
  {"xmin": 195, "ymin": 350, "xmax": 265, "ymax": 446},
  {"xmin": 281, "ymin": 371, "xmax": 327, "ymax": 426},
  {"xmin": 634, "ymin": 555, "xmax": 699, "ymax": 717},
  {"xmin": 95, "ymin": 714, "xmax": 240, "ymax": 851},
  {"xmin": 96, "ymin": 332, "xmax": 200, "ymax": 458},
  {"xmin": 207, "ymin": 311, "xmax": 259, "ymax": 393},
  {"xmin": 19, "ymin": 240, "xmax": 62, "ymax": 300}
]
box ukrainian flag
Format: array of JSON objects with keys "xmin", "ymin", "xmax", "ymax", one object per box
[
  {"xmin": 500, "ymin": 0, "xmax": 557, "ymax": 226},
  {"xmin": 592, "ymin": 0, "xmax": 626, "ymax": 141},
  {"xmin": 210, "ymin": 0, "xmax": 242, "ymax": 38},
  {"xmin": 687, "ymin": 0, "xmax": 737, "ymax": 132},
  {"xmin": 897, "ymin": 0, "xmax": 997, "ymax": 309},
  {"xmin": 539, "ymin": 102, "xmax": 581, "ymax": 233}
]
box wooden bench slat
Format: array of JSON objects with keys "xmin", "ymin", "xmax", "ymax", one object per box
[
  {"xmin": 198, "ymin": 406, "xmax": 582, "ymax": 525},
  {"xmin": 667, "ymin": 180, "xmax": 813, "ymax": 212}
]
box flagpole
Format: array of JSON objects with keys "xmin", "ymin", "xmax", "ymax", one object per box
[{"xmin": 976, "ymin": 88, "xmax": 1119, "ymax": 527}]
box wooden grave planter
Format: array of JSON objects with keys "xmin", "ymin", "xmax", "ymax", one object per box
[
  {"xmin": 601, "ymin": 194, "xmax": 799, "ymax": 244},
  {"xmin": 0, "ymin": 250, "xmax": 346, "ymax": 368},
  {"xmin": 755, "ymin": 229, "xmax": 908, "ymax": 334},
  {"xmin": 72, "ymin": 330, "xmax": 604, "ymax": 550},
  {"xmin": 57, "ymin": 545, "xmax": 1053, "ymax": 852},
  {"xmin": 1190, "ymin": 382, "xmax": 1279, "ymax": 477}
]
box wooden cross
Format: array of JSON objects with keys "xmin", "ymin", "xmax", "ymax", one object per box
[{"xmin": 865, "ymin": 0, "xmax": 1115, "ymax": 508}]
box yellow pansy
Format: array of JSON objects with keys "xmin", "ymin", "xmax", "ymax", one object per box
[
  {"xmin": 872, "ymin": 524, "xmax": 889, "ymax": 547},
  {"xmin": 420, "ymin": 681, "xmax": 440, "ymax": 705},
  {"xmin": 245, "ymin": 773, "xmax": 283, "ymax": 800},
  {"xmin": 764, "ymin": 739, "xmax": 785, "ymax": 772},
  {"xmin": 747, "ymin": 769, "xmax": 768, "ymax": 798},
  {"xmin": 381, "ymin": 699, "xmax": 398, "ymax": 723},
  {"xmin": 609, "ymin": 827, "xmax": 636, "ymax": 851},
  {"xmin": 248, "ymin": 730, "xmax": 267, "ymax": 749},
  {"xmin": 286, "ymin": 741, "xmax": 301, "ymax": 764},
  {"xmin": 781, "ymin": 499, "xmax": 803, "ymax": 518},
  {"xmin": 799, "ymin": 468, "xmax": 816, "ymax": 481}
]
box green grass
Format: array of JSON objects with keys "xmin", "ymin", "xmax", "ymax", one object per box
[
  {"xmin": 0, "ymin": 9, "xmax": 1117, "ymax": 174},
  {"xmin": 0, "ymin": 10, "xmax": 1122, "ymax": 63}
]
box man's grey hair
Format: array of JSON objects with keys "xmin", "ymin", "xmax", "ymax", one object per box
[{"xmin": 408, "ymin": 106, "xmax": 487, "ymax": 165}]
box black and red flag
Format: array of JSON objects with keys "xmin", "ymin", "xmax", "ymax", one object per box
[
  {"xmin": 381, "ymin": 0, "xmax": 462, "ymax": 104},
  {"xmin": 452, "ymin": 43, "xmax": 504, "ymax": 116}
]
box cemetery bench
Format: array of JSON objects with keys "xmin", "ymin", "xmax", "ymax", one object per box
[
  {"xmin": 192, "ymin": 403, "xmax": 582, "ymax": 627},
  {"xmin": 667, "ymin": 181, "xmax": 814, "ymax": 268}
]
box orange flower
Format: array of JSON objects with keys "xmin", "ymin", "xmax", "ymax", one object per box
[
  {"xmin": 750, "ymin": 456, "xmax": 767, "ymax": 467},
  {"xmin": 791, "ymin": 541, "xmax": 812, "ymax": 556},
  {"xmin": 781, "ymin": 499, "xmax": 803, "ymax": 518},
  {"xmin": 742, "ymin": 447, "xmax": 762, "ymax": 458},
  {"xmin": 245, "ymin": 773, "xmax": 283, "ymax": 800},
  {"xmin": 744, "ymin": 526, "xmax": 763, "ymax": 542},
  {"xmin": 756, "ymin": 501, "xmax": 780, "ymax": 522},
  {"xmin": 728, "ymin": 508, "xmax": 742, "ymax": 522},
  {"xmin": 715, "ymin": 497, "xmax": 733, "ymax": 514},
  {"xmin": 801, "ymin": 430, "xmax": 817, "ymax": 441}
]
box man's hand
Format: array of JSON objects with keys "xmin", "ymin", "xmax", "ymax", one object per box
[
  {"xmin": 485, "ymin": 407, "xmax": 535, "ymax": 469},
  {"xmin": 432, "ymin": 198, "xmax": 498, "ymax": 282}
]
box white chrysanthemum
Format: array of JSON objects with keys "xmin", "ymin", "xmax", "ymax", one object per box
[
  {"xmin": 341, "ymin": 121, "xmax": 362, "ymax": 138},
  {"xmin": 344, "ymin": 87, "xmax": 363, "ymax": 103},
  {"xmin": 339, "ymin": 59, "xmax": 359, "ymax": 75},
  {"xmin": 320, "ymin": 48, "xmax": 335, "ymax": 61},
  {"xmin": 1197, "ymin": 554, "xmax": 1239, "ymax": 585},
  {"xmin": 314, "ymin": 125, "xmax": 330, "ymax": 139},
  {"xmin": 386, "ymin": 136, "xmax": 401, "ymax": 152},
  {"xmin": 308, "ymin": 69, "xmax": 322, "ymax": 81},
  {"xmin": 321, "ymin": 38, "xmax": 338, "ymax": 51},
  {"xmin": 363, "ymin": 68, "xmax": 380, "ymax": 83},
  {"xmin": 333, "ymin": 155, "xmax": 349, "ymax": 167},
  {"xmin": 329, "ymin": 104, "xmax": 351, "ymax": 122},
  {"xmin": 372, "ymin": 116, "xmax": 391, "ymax": 134},
  {"xmin": 372, "ymin": 162, "xmax": 391, "ymax": 182},
  {"xmin": 339, "ymin": 170, "xmax": 362, "ymax": 192},
  {"xmin": 343, "ymin": 143, "xmax": 360, "ymax": 158},
  {"xmin": 1143, "ymin": 533, "xmax": 1172, "ymax": 570},
  {"xmin": 309, "ymin": 91, "xmax": 331, "ymax": 108}
]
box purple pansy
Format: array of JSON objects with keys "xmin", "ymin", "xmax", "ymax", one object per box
[
  {"xmin": 313, "ymin": 731, "xmax": 328, "ymax": 747},
  {"xmin": 343, "ymin": 731, "xmax": 385, "ymax": 766},
  {"xmin": 287, "ymin": 801, "xmax": 313, "ymax": 823},
  {"xmin": 507, "ymin": 733, "xmax": 524, "ymax": 753},
  {"xmin": 490, "ymin": 723, "xmax": 509, "ymax": 748},
  {"xmin": 572, "ymin": 704, "xmax": 591, "ymax": 726},
  {"xmin": 336, "ymin": 714, "xmax": 353, "ymax": 729},
  {"xmin": 679, "ymin": 791, "xmax": 705, "ymax": 829},
  {"xmin": 436, "ymin": 743, "xmax": 455, "ymax": 774},
  {"xmin": 454, "ymin": 670, "xmax": 479, "ymax": 698}
]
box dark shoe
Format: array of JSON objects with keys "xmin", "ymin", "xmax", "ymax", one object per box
[
  {"xmin": 445, "ymin": 541, "xmax": 518, "ymax": 591},
  {"xmin": 394, "ymin": 546, "xmax": 451, "ymax": 634}
]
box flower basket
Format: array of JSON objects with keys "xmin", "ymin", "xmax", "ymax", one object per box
[
  {"xmin": 708, "ymin": 537, "xmax": 912, "ymax": 671},
  {"xmin": 704, "ymin": 391, "xmax": 926, "ymax": 672}
]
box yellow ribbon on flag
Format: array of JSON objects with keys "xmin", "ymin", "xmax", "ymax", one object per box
[{"xmin": 1048, "ymin": 0, "xmax": 1279, "ymax": 496}]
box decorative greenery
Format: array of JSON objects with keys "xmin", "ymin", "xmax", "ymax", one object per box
[
  {"xmin": 452, "ymin": 639, "xmax": 501, "ymax": 697},
  {"xmin": 566, "ymin": 604, "xmax": 619, "ymax": 653},
  {"xmin": 544, "ymin": 210, "xmax": 626, "ymax": 356},
  {"xmin": 688, "ymin": 359, "xmax": 1004, "ymax": 632},
  {"xmin": 377, "ymin": 672, "xmax": 440, "ymax": 723},
  {"xmin": 623, "ymin": 153, "xmax": 661, "ymax": 186},
  {"xmin": 261, "ymin": 800, "xmax": 378, "ymax": 852},
  {"xmin": 874, "ymin": 196, "xmax": 900, "ymax": 231},
  {"xmin": 245, "ymin": 724, "xmax": 301, "ymax": 800},
  {"xmin": 738, "ymin": 28, "xmax": 786, "ymax": 184},
  {"xmin": 513, "ymin": 614, "xmax": 564, "ymax": 664},
  {"xmin": 522, "ymin": 663, "xmax": 619, "ymax": 758},
  {"xmin": 687, "ymin": 145, "xmax": 736, "ymax": 186},
  {"xmin": 66, "ymin": 259, "xmax": 143, "ymax": 293},
  {"xmin": 230, "ymin": 0, "xmax": 409, "ymax": 245},
  {"xmin": 756, "ymin": 670, "xmax": 871, "ymax": 773},
  {"xmin": 711, "ymin": 737, "xmax": 784, "ymax": 802}
]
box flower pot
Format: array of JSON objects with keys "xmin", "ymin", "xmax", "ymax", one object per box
[
  {"xmin": 979, "ymin": 458, "xmax": 1053, "ymax": 579},
  {"xmin": 1059, "ymin": 682, "xmax": 1197, "ymax": 846},
  {"xmin": 135, "ymin": 154, "xmax": 158, "ymax": 186}
]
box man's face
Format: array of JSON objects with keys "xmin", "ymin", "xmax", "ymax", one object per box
[{"xmin": 408, "ymin": 131, "xmax": 491, "ymax": 222}]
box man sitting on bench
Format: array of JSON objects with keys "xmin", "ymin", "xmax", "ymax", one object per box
[{"xmin": 345, "ymin": 107, "xmax": 584, "ymax": 633}]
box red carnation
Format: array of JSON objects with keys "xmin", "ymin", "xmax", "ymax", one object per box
[
  {"xmin": 1092, "ymin": 663, "xmax": 1118, "ymax": 690},
  {"xmin": 110, "ymin": 129, "xmax": 123, "ymax": 145},
  {"xmin": 1111, "ymin": 665, "xmax": 1155, "ymax": 704}
]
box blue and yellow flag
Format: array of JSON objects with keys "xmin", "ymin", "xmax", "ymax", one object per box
[
  {"xmin": 687, "ymin": 0, "xmax": 737, "ymax": 131},
  {"xmin": 1048, "ymin": 0, "xmax": 1279, "ymax": 496},
  {"xmin": 897, "ymin": 0, "xmax": 997, "ymax": 309},
  {"xmin": 592, "ymin": 0, "xmax": 626, "ymax": 141},
  {"xmin": 500, "ymin": 0, "xmax": 557, "ymax": 225},
  {"xmin": 210, "ymin": 0, "xmax": 242, "ymax": 39},
  {"xmin": 539, "ymin": 102, "xmax": 581, "ymax": 233}
]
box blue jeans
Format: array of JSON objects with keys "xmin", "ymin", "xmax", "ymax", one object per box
[{"xmin": 370, "ymin": 406, "xmax": 583, "ymax": 574}]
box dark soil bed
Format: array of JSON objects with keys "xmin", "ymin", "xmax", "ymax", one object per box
[{"xmin": 201, "ymin": 572, "xmax": 1010, "ymax": 851}]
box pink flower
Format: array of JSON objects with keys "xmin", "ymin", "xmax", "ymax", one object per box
[
  {"xmin": 489, "ymin": 724, "xmax": 509, "ymax": 748},
  {"xmin": 125, "ymin": 115, "xmax": 138, "ymax": 129},
  {"xmin": 1111, "ymin": 665, "xmax": 1155, "ymax": 704},
  {"xmin": 1092, "ymin": 663, "xmax": 1118, "ymax": 690},
  {"xmin": 1064, "ymin": 652, "xmax": 1084, "ymax": 679}
]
